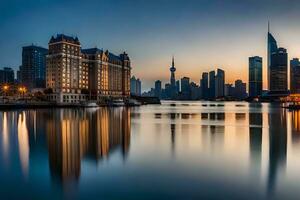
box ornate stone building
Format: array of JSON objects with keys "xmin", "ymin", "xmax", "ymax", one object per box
[{"xmin": 46, "ymin": 34, "xmax": 131, "ymax": 103}]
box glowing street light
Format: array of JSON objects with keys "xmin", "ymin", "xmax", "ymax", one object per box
[
  {"xmin": 19, "ymin": 86, "xmax": 26, "ymax": 98},
  {"xmin": 2, "ymin": 85, "xmax": 9, "ymax": 97}
]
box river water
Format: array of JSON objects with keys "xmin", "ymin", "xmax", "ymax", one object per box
[{"xmin": 0, "ymin": 101, "xmax": 299, "ymax": 199}]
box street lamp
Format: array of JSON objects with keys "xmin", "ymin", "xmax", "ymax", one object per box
[
  {"xmin": 3, "ymin": 85, "xmax": 9, "ymax": 97},
  {"xmin": 19, "ymin": 86, "xmax": 26, "ymax": 99}
]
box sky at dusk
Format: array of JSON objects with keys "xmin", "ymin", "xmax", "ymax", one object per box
[{"xmin": 1, "ymin": 0, "xmax": 300, "ymax": 91}]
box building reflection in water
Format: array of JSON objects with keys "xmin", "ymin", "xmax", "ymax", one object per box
[
  {"xmin": 170, "ymin": 113, "xmax": 176, "ymax": 155},
  {"xmin": 267, "ymin": 109, "xmax": 287, "ymax": 195},
  {"xmin": 46, "ymin": 107, "xmax": 131, "ymax": 184},
  {"xmin": 17, "ymin": 112, "xmax": 30, "ymax": 177},
  {"xmin": 1, "ymin": 112, "xmax": 9, "ymax": 160},
  {"xmin": 291, "ymin": 110, "xmax": 300, "ymax": 145},
  {"xmin": 249, "ymin": 112, "xmax": 262, "ymax": 178}
]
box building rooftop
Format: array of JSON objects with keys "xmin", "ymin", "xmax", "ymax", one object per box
[{"xmin": 49, "ymin": 34, "xmax": 80, "ymax": 45}]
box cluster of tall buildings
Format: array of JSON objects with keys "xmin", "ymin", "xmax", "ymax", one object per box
[
  {"xmin": 1, "ymin": 34, "xmax": 132, "ymax": 103},
  {"xmin": 146, "ymin": 57, "xmax": 247, "ymax": 100},
  {"xmin": 145, "ymin": 24, "xmax": 300, "ymax": 101},
  {"xmin": 248, "ymin": 24, "xmax": 300, "ymax": 99}
]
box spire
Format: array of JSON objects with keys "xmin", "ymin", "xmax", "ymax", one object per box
[
  {"xmin": 268, "ymin": 21, "xmax": 270, "ymax": 33},
  {"xmin": 172, "ymin": 56, "xmax": 174, "ymax": 67}
]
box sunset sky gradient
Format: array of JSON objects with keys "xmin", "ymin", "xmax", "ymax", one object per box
[{"xmin": 1, "ymin": 0, "xmax": 300, "ymax": 90}]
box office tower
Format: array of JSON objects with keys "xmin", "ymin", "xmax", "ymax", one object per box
[
  {"xmin": 267, "ymin": 23, "xmax": 278, "ymax": 90},
  {"xmin": 130, "ymin": 76, "xmax": 141, "ymax": 96},
  {"xmin": 234, "ymin": 79, "xmax": 247, "ymax": 100},
  {"xmin": 16, "ymin": 69, "xmax": 21, "ymax": 83},
  {"xmin": 290, "ymin": 58, "xmax": 300, "ymax": 94},
  {"xmin": 215, "ymin": 68, "xmax": 225, "ymax": 98},
  {"xmin": 190, "ymin": 82, "xmax": 201, "ymax": 100},
  {"xmin": 209, "ymin": 70, "xmax": 216, "ymax": 99},
  {"xmin": 0, "ymin": 67, "xmax": 14, "ymax": 84},
  {"xmin": 21, "ymin": 45, "xmax": 48, "ymax": 89},
  {"xmin": 130, "ymin": 76, "xmax": 137, "ymax": 96},
  {"xmin": 225, "ymin": 84, "xmax": 234, "ymax": 97},
  {"xmin": 249, "ymin": 56, "xmax": 263, "ymax": 97},
  {"xmin": 181, "ymin": 77, "xmax": 190, "ymax": 99},
  {"xmin": 136, "ymin": 78, "xmax": 141, "ymax": 96},
  {"xmin": 154, "ymin": 80, "xmax": 162, "ymax": 98},
  {"xmin": 270, "ymin": 48, "xmax": 288, "ymax": 92},
  {"xmin": 176, "ymin": 80, "xmax": 180, "ymax": 93},
  {"xmin": 201, "ymin": 72, "xmax": 209, "ymax": 99}
]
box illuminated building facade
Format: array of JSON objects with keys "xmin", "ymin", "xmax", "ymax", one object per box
[{"xmin": 46, "ymin": 34, "xmax": 131, "ymax": 103}]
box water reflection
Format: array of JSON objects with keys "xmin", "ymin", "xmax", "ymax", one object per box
[
  {"xmin": 249, "ymin": 112, "xmax": 262, "ymax": 180},
  {"xmin": 291, "ymin": 111, "xmax": 300, "ymax": 144},
  {"xmin": 267, "ymin": 108, "xmax": 287, "ymax": 195},
  {"xmin": 46, "ymin": 108, "xmax": 131, "ymax": 183},
  {"xmin": 17, "ymin": 112, "xmax": 29, "ymax": 177},
  {"xmin": 1, "ymin": 102, "xmax": 300, "ymax": 199}
]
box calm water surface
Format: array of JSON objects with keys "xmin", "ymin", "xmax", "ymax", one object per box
[{"xmin": 0, "ymin": 101, "xmax": 300, "ymax": 200}]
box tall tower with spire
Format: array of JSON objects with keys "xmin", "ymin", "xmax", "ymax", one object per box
[
  {"xmin": 170, "ymin": 56, "xmax": 176, "ymax": 87},
  {"xmin": 267, "ymin": 22, "xmax": 278, "ymax": 90}
]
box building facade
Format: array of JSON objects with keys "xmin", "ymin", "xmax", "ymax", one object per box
[
  {"xmin": 154, "ymin": 80, "xmax": 162, "ymax": 98},
  {"xmin": 181, "ymin": 77, "xmax": 190, "ymax": 99},
  {"xmin": 20, "ymin": 45, "xmax": 48, "ymax": 89},
  {"xmin": 0, "ymin": 67, "xmax": 14, "ymax": 84},
  {"xmin": 215, "ymin": 68, "xmax": 225, "ymax": 98},
  {"xmin": 290, "ymin": 58, "xmax": 300, "ymax": 94},
  {"xmin": 200, "ymin": 72, "xmax": 209, "ymax": 100},
  {"xmin": 249, "ymin": 56, "xmax": 262, "ymax": 97},
  {"xmin": 209, "ymin": 70, "xmax": 216, "ymax": 99},
  {"xmin": 234, "ymin": 79, "xmax": 247, "ymax": 100},
  {"xmin": 268, "ymin": 26, "xmax": 278, "ymax": 90},
  {"xmin": 270, "ymin": 48, "xmax": 288, "ymax": 92},
  {"xmin": 46, "ymin": 34, "xmax": 131, "ymax": 103}
]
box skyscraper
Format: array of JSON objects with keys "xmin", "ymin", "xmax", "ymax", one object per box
[
  {"xmin": 270, "ymin": 48, "xmax": 288, "ymax": 92},
  {"xmin": 200, "ymin": 72, "xmax": 209, "ymax": 100},
  {"xmin": 215, "ymin": 68, "xmax": 225, "ymax": 98},
  {"xmin": 234, "ymin": 79, "xmax": 247, "ymax": 100},
  {"xmin": 290, "ymin": 58, "xmax": 300, "ymax": 94},
  {"xmin": 0, "ymin": 67, "xmax": 14, "ymax": 84},
  {"xmin": 267, "ymin": 23, "xmax": 278, "ymax": 90},
  {"xmin": 181, "ymin": 77, "xmax": 190, "ymax": 99},
  {"xmin": 130, "ymin": 76, "xmax": 137, "ymax": 96},
  {"xmin": 20, "ymin": 45, "xmax": 48, "ymax": 89},
  {"xmin": 154, "ymin": 80, "xmax": 162, "ymax": 98},
  {"xmin": 209, "ymin": 70, "xmax": 215, "ymax": 99},
  {"xmin": 136, "ymin": 78, "xmax": 142, "ymax": 96},
  {"xmin": 249, "ymin": 56, "xmax": 263, "ymax": 97}
]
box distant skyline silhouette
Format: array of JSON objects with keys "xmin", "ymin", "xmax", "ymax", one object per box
[{"xmin": 1, "ymin": 0, "xmax": 300, "ymax": 90}]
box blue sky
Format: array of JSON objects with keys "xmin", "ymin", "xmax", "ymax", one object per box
[{"xmin": 1, "ymin": 0, "xmax": 300, "ymax": 90}]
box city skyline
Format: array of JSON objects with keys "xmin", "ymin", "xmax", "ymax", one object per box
[{"xmin": 2, "ymin": 1, "xmax": 300, "ymax": 91}]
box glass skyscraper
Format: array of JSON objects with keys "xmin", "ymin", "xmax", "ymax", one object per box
[
  {"xmin": 20, "ymin": 45, "xmax": 48, "ymax": 89},
  {"xmin": 249, "ymin": 56, "xmax": 262, "ymax": 97},
  {"xmin": 290, "ymin": 58, "xmax": 300, "ymax": 94},
  {"xmin": 267, "ymin": 26, "xmax": 278, "ymax": 90},
  {"xmin": 270, "ymin": 48, "xmax": 288, "ymax": 92}
]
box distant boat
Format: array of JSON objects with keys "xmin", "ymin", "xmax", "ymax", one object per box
[
  {"xmin": 110, "ymin": 99, "xmax": 125, "ymax": 107},
  {"xmin": 80, "ymin": 101, "xmax": 98, "ymax": 108}
]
